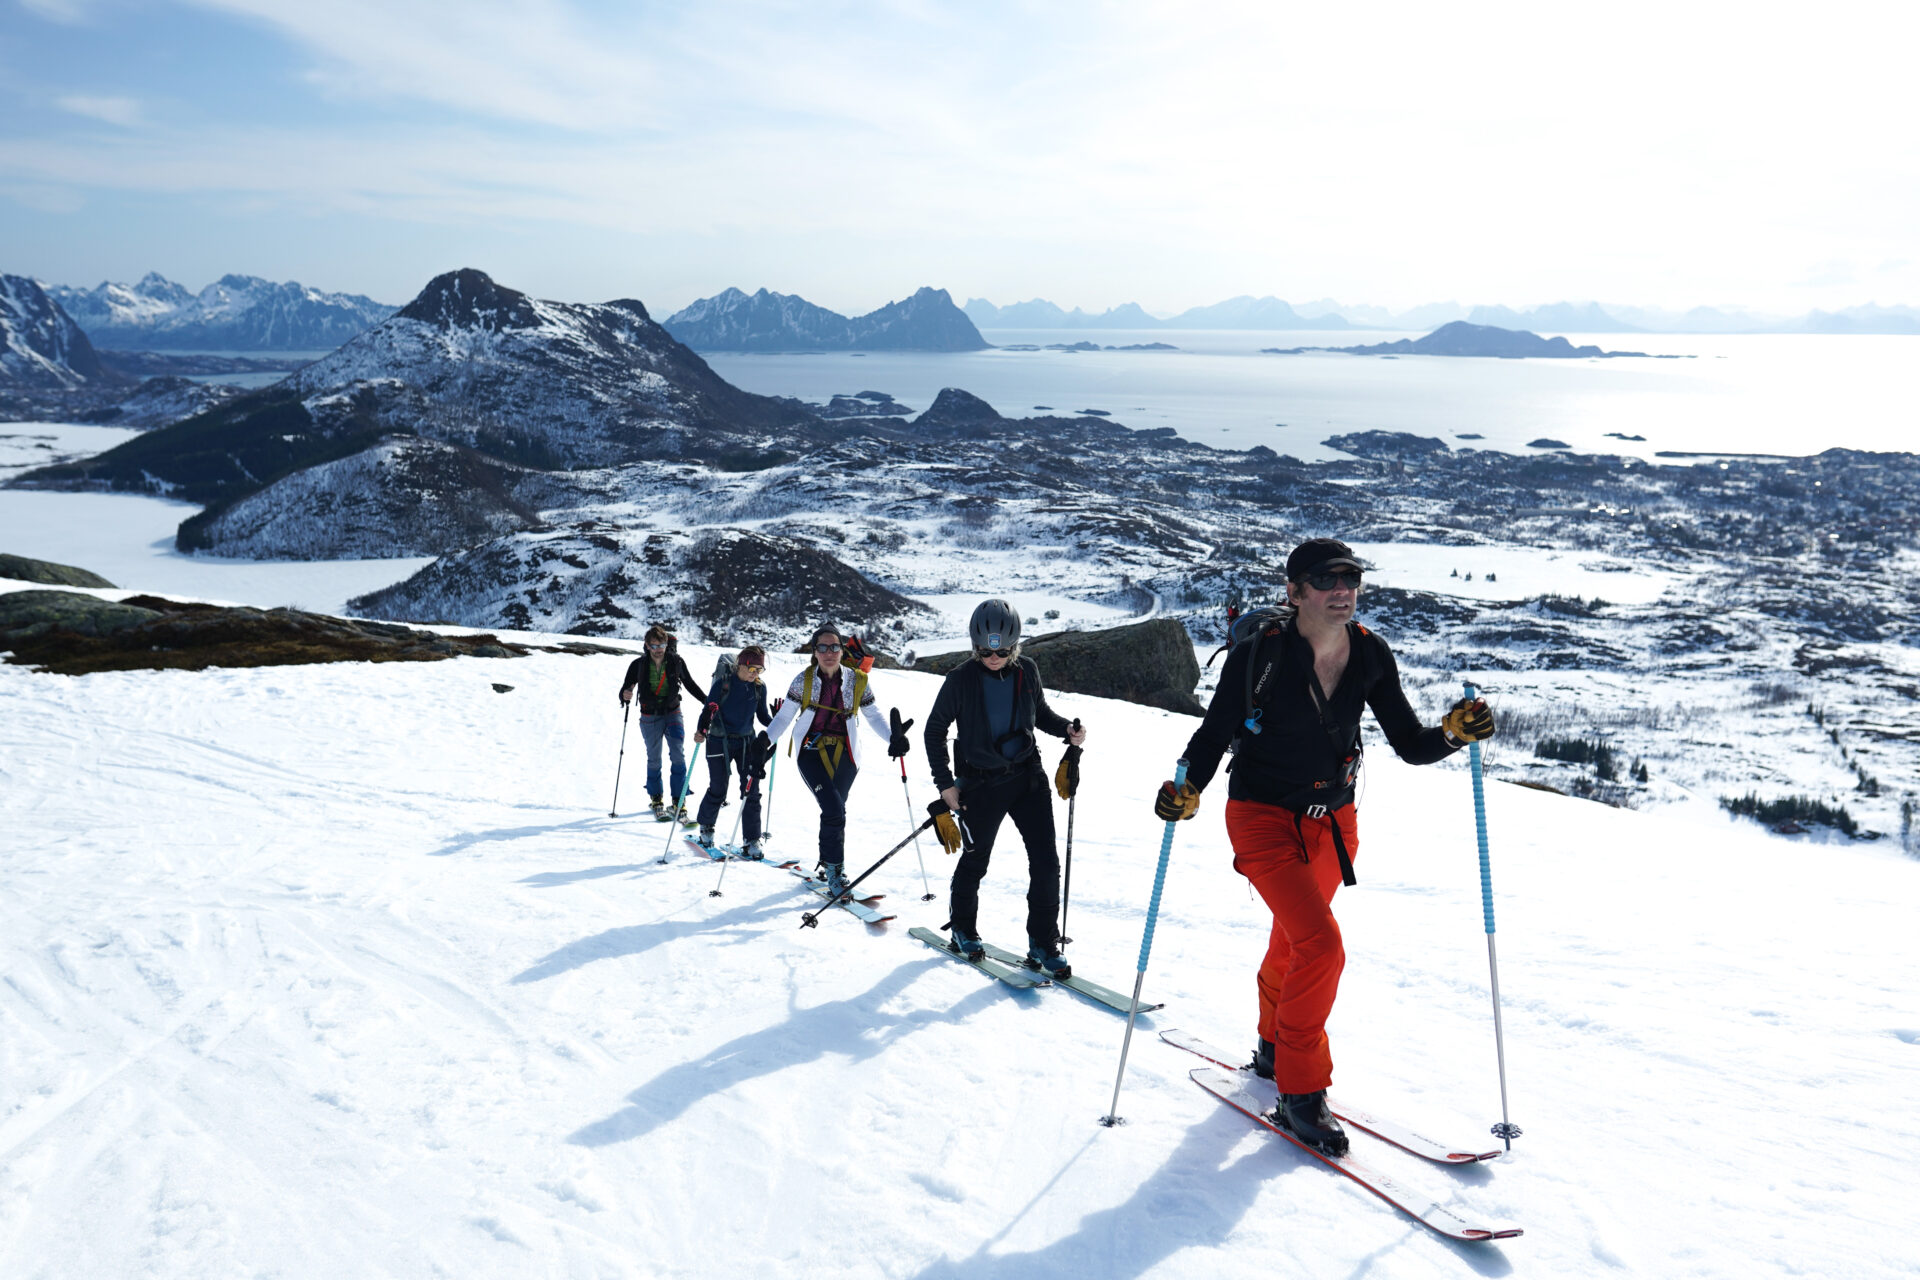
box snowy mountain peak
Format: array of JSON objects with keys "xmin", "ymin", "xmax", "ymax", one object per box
[
  {"xmin": 665, "ymin": 284, "xmax": 987, "ymax": 352},
  {"xmin": 395, "ymin": 268, "xmax": 542, "ymax": 333},
  {"xmin": 42, "ymin": 272, "xmax": 396, "ymax": 351},
  {"xmin": 0, "ymin": 274, "xmax": 106, "ymax": 388}
]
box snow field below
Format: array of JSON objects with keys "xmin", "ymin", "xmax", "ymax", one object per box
[
  {"xmin": 0, "ymin": 487, "xmax": 433, "ymax": 614},
  {"xmin": 2, "ymin": 641, "xmax": 1915, "ymax": 1278}
]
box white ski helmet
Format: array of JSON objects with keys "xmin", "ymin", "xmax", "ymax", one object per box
[{"xmin": 969, "ymin": 598, "xmax": 1021, "ymax": 652}]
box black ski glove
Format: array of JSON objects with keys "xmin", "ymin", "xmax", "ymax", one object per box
[
  {"xmin": 1442, "ymin": 697, "xmax": 1495, "ymax": 745},
  {"xmin": 746, "ymin": 731, "xmax": 771, "ymax": 779},
  {"xmin": 1154, "ymin": 780, "xmax": 1199, "ymax": 821},
  {"xmin": 696, "ymin": 701, "xmax": 718, "ymax": 737},
  {"xmin": 888, "ymin": 707, "xmax": 914, "ymax": 758}
]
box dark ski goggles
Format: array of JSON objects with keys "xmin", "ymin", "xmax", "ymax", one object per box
[
  {"xmin": 1305, "ymin": 570, "xmax": 1363, "ymax": 591},
  {"xmin": 977, "ymin": 647, "xmax": 1014, "ymax": 659}
]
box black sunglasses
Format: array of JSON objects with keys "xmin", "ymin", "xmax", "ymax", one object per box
[
  {"xmin": 815, "ymin": 643, "xmax": 842, "ymax": 653},
  {"xmin": 977, "ymin": 647, "xmax": 1014, "ymax": 659},
  {"xmin": 1305, "ymin": 570, "xmax": 1363, "ymax": 591}
]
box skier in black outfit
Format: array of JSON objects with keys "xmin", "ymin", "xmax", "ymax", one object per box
[
  {"xmin": 1154, "ymin": 537, "xmax": 1494, "ymax": 1155},
  {"xmin": 924, "ymin": 599, "xmax": 1087, "ymax": 975},
  {"xmin": 693, "ymin": 645, "xmax": 774, "ymax": 858},
  {"xmin": 618, "ymin": 625, "xmax": 708, "ymax": 816}
]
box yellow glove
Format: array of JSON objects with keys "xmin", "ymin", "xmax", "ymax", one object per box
[
  {"xmin": 1153, "ymin": 780, "xmax": 1199, "ymax": 821},
  {"xmin": 1442, "ymin": 697, "xmax": 1495, "ymax": 745},
  {"xmin": 931, "ymin": 807, "xmax": 963, "ymax": 854},
  {"xmin": 1054, "ymin": 743, "xmax": 1082, "ymax": 800}
]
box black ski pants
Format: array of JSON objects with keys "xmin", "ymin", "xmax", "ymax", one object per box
[
  {"xmin": 696, "ymin": 735, "xmax": 761, "ymax": 843},
  {"xmin": 949, "ymin": 765, "xmax": 1059, "ymax": 950},
  {"xmin": 796, "ymin": 744, "xmax": 858, "ymax": 866}
]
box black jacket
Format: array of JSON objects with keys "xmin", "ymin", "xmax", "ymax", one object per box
[
  {"xmin": 620, "ymin": 642, "xmax": 707, "ymax": 716},
  {"xmin": 924, "ymin": 656, "xmax": 1073, "ymax": 791},
  {"xmin": 1183, "ymin": 620, "xmax": 1455, "ymax": 807}
]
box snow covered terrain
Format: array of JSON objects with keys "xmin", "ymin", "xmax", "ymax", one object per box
[
  {"xmin": 0, "ymin": 487, "xmax": 430, "ymax": 613},
  {"xmin": 3, "ymin": 618, "xmax": 1915, "ymax": 1278}
]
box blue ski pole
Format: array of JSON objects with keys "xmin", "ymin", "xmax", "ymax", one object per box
[
  {"xmin": 1101, "ymin": 757, "xmax": 1188, "ymax": 1127},
  {"xmin": 1464, "ymin": 682, "xmax": 1521, "ymax": 1151},
  {"xmin": 659, "ymin": 741, "xmax": 699, "ymax": 863}
]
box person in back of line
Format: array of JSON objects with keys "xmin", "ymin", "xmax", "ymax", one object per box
[{"xmin": 618, "ymin": 625, "xmax": 707, "ymax": 819}]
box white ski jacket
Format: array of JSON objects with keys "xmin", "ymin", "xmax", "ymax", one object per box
[{"xmin": 765, "ymin": 666, "xmax": 893, "ymax": 770}]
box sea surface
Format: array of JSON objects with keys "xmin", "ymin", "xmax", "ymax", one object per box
[{"xmin": 706, "ymin": 329, "xmax": 1920, "ymax": 462}]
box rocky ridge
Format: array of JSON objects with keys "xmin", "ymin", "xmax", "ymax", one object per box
[{"xmin": 665, "ymin": 286, "xmax": 987, "ymax": 352}]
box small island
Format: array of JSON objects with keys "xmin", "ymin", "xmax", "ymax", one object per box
[{"xmin": 1264, "ymin": 320, "xmax": 1654, "ymax": 359}]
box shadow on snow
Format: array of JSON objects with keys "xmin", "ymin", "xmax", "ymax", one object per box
[{"xmin": 567, "ymin": 956, "xmax": 1028, "ymax": 1148}]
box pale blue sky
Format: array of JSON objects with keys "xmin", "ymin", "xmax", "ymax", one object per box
[{"xmin": 3, "ymin": 0, "xmax": 1915, "ymax": 316}]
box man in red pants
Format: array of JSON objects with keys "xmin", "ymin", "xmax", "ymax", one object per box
[{"xmin": 1156, "ymin": 538, "xmax": 1494, "ymax": 1154}]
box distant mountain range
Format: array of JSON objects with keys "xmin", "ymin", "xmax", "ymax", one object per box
[
  {"xmin": 964, "ymin": 295, "xmax": 1351, "ymax": 331},
  {"xmin": 45, "ymin": 272, "xmax": 396, "ymax": 351},
  {"xmin": 965, "ymin": 294, "xmax": 1920, "ymax": 335},
  {"xmin": 664, "ymin": 286, "xmax": 986, "ymax": 352}
]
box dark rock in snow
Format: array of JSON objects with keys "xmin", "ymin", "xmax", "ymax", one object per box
[
  {"xmin": 0, "ymin": 588, "xmax": 591, "ymax": 674},
  {"xmin": 0, "ymin": 553, "xmax": 116, "ymax": 587},
  {"xmin": 915, "ymin": 617, "xmax": 1203, "ymax": 714}
]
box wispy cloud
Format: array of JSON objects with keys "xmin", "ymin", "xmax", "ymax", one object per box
[
  {"xmin": 55, "ymin": 95, "xmax": 144, "ymax": 127},
  {"xmin": 19, "ymin": 0, "xmax": 94, "ymax": 24}
]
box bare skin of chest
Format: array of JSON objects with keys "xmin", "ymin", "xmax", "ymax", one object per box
[{"xmin": 1311, "ymin": 638, "xmax": 1351, "ymax": 701}]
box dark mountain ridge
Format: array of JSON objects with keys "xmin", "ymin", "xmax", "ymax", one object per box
[
  {"xmin": 11, "ymin": 267, "xmax": 828, "ymax": 512},
  {"xmin": 664, "ymin": 286, "xmax": 987, "ymax": 352}
]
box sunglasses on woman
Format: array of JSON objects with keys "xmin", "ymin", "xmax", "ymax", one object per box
[
  {"xmin": 815, "ymin": 643, "xmax": 842, "ymax": 653},
  {"xmin": 1305, "ymin": 570, "xmax": 1363, "ymax": 591},
  {"xmin": 977, "ymin": 647, "xmax": 1014, "ymax": 659}
]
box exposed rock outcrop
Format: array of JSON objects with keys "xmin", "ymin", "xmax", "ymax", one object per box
[
  {"xmin": 0, "ymin": 589, "xmax": 620, "ymax": 675},
  {"xmin": 913, "ymin": 617, "xmax": 1203, "ymax": 714},
  {"xmin": 0, "ymin": 553, "xmax": 115, "ymax": 587}
]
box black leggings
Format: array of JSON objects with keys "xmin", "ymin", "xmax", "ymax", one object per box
[
  {"xmin": 796, "ymin": 745, "xmax": 858, "ymax": 866},
  {"xmin": 949, "ymin": 766, "xmax": 1060, "ymax": 948}
]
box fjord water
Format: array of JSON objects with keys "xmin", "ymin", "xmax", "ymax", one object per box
[{"xmin": 706, "ymin": 329, "xmax": 1920, "ymax": 461}]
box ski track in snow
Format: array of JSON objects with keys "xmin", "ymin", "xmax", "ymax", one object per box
[{"xmin": 2, "ymin": 646, "xmax": 1916, "ymax": 1278}]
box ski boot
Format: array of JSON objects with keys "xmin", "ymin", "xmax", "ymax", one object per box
[
  {"xmin": 1269, "ymin": 1090, "xmax": 1349, "ymax": 1156},
  {"xmin": 695, "ymin": 827, "xmax": 717, "ymax": 853},
  {"xmin": 1247, "ymin": 1037, "xmax": 1275, "ymax": 1080},
  {"xmin": 948, "ymin": 927, "xmax": 986, "ymax": 962},
  {"xmin": 1024, "ymin": 944, "xmax": 1072, "ymax": 980},
  {"xmin": 648, "ymin": 794, "xmax": 666, "ymax": 820},
  {"xmin": 822, "ymin": 862, "xmax": 852, "ymax": 898},
  {"xmin": 740, "ymin": 840, "xmax": 764, "ymax": 862}
]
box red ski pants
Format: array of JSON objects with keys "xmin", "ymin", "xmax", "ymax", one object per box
[{"xmin": 1226, "ymin": 799, "xmax": 1360, "ymax": 1093}]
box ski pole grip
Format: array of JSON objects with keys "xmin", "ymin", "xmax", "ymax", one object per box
[
  {"xmin": 1136, "ymin": 758, "xmax": 1189, "ymax": 972},
  {"xmin": 1463, "ymin": 682, "xmax": 1496, "ymax": 935}
]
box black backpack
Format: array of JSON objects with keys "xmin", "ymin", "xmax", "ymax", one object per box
[{"xmin": 1221, "ymin": 605, "xmax": 1296, "ymax": 744}]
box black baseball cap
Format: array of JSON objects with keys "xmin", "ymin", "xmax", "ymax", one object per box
[{"xmin": 1286, "ymin": 538, "xmax": 1368, "ymax": 581}]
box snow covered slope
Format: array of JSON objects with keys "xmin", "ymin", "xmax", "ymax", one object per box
[
  {"xmin": 1, "ymin": 276, "xmax": 108, "ymax": 390},
  {"xmin": 3, "ymin": 635, "xmax": 1913, "ymax": 1278}
]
